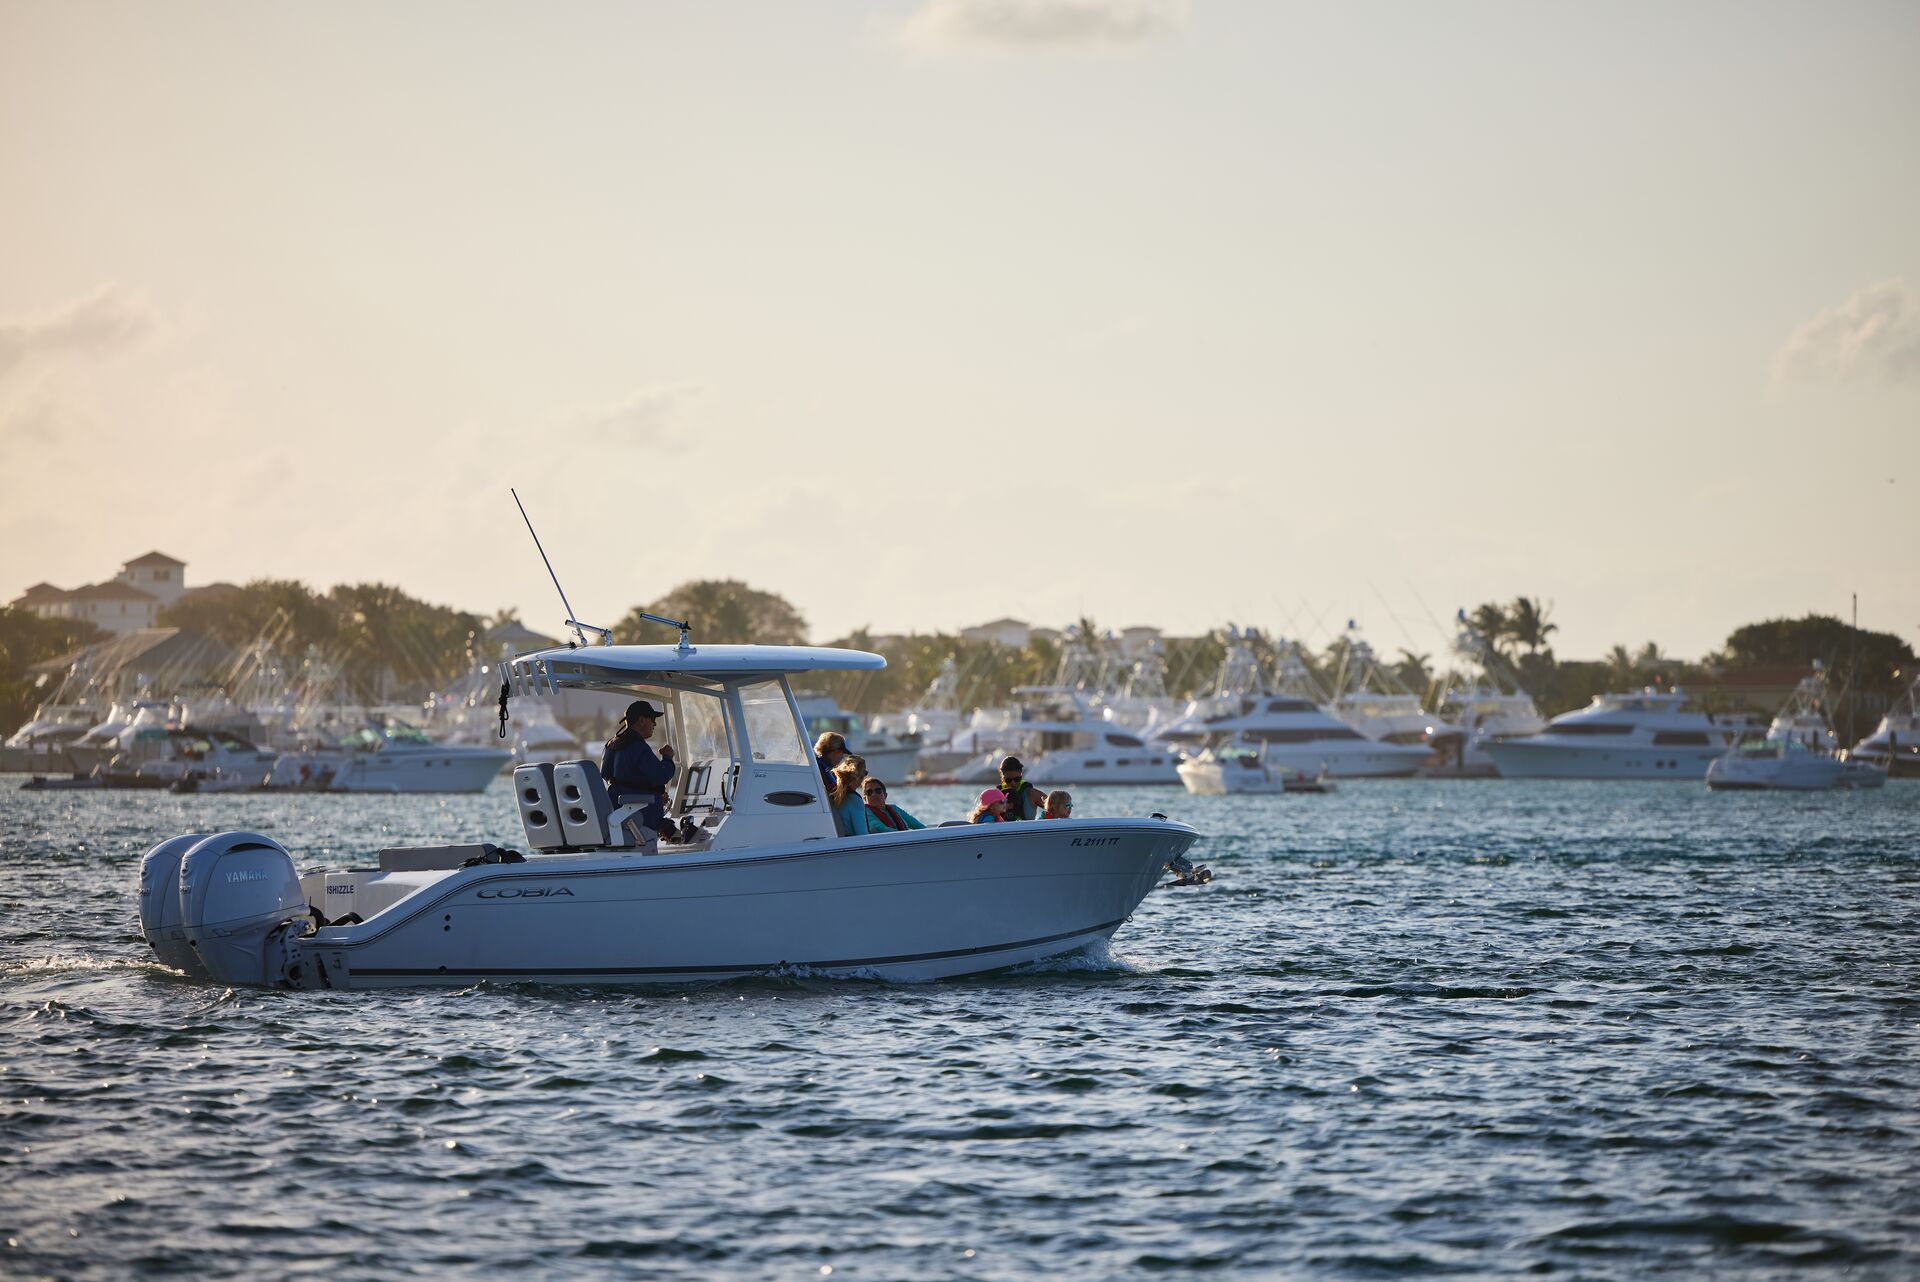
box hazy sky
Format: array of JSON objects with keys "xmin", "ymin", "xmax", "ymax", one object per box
[{"xmin": 3, "ymin": 0, "xmax": 1916, "ymax": 661}]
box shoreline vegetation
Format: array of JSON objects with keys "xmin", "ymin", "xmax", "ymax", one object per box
[{"xmin": 2, "ymin": 579, "xmax": 1912, "ymax": 740}]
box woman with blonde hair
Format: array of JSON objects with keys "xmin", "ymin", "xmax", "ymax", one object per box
[{"xmin": 828, "ymin": 753, "xmax": 868, "ymax": 837}]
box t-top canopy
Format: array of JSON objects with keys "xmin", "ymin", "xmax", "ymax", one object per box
[{"xmin": 508, "ymin": 644, "xmax": 886, "ymax": 693}]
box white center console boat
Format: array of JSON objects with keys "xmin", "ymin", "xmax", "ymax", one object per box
[{"xmin": 138, "ymin": 641, "xmax": 1204, "ymax": 989}]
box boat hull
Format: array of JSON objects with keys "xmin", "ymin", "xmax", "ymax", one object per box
[
  {"xmin": 1705, "ymin": 756, "xmax": 1844, "ymax": 791},
  {"xmin": 269, "ymin": 747, "xmax": 511, "ymax": 793},
  {"xmin": 296, "ymin": 820, "xmax": 1196, "ymax": 988},
  {"xmin": 1485, "ymin": 740, "xmax": 1726, "ymax": 780}
]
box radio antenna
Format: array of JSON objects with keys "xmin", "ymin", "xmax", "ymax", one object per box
[{"xmin": 512, "ymin": 488, "xmax": 606, "ymax": 648}]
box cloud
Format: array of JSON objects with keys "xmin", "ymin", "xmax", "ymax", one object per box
[
  {"xmin": 1772, "ymin": 279, "xmax": 1920, "ymax": 387},
  {"xmin": 570, "ymin": 384, "xmax": 704, "ymax": 445},
  {"xmin": 0, "ymin": 285, "xmax": 155, "ymax": 381},
  {"xmin": 898, "ymin": 0, "xmax": 1189, "ymax": 53}
]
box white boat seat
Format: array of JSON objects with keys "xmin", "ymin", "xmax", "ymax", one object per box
[
  {"xmin": 513, "ymin": 763, "xmax": 566, "ymax": 851},
  {"xmin": 553, "ymin": 760, "xmax": 617, "ymax": 848},
  {"xmin": 554, "ymin": 759, "xmax": 651, "ymax": 851}
]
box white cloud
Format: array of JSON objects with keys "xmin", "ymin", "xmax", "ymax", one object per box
[
  {"xmin": 0, "ymin": 285, "xmax": 155, "ymax": 381},
  {"xmin": 1772, "ymin": 278, "xmax": 1920, "ymax": 387},
  {"xmin": 569, "ymin": 384, "xmax": 704, "ymax": 444},
  {"xmin": 898, "ymin": 0, "xmax": 1189, "ymax": 54}
]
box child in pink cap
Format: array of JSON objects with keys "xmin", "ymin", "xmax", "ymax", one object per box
[{"xmin": 969, "ymin": 787, "xmax": 1008, "ymax": 824}]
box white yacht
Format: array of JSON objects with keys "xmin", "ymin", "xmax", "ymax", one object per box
[
  {"xmin": 951, "ymin": 686, "xmax": 1181, "ymax": 786},
  {"xmin": 136, "ymin": 639, "xmax": 1205, "ymax": 989},
  {"xmin": 267, "ymin": 716, "xmax": 512, "ymax": 793},
  {"xmin": 1156, "ymin": 637, "xmax": 1430, "ymax": 780},
  {"xmin": 793, "ymin": 692, "xmax": 919, "ymax": 782},
  {"xmin": 1485, "ymin": 689, "xmax": 1735, "ymax": 780},
  {"xmin": 1849, "ymin": 671, "xmax": 1920, "ymax": 779},
  {"xmin": 0, "ymin": 702, "xmax": 100, "ymax": 772}
]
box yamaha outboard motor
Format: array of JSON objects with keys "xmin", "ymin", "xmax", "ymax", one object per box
[
  {"xmin": 165, "ymin": 832, "xmax": 307, "ymax": 986},
  {"xmin": 139, "ymin": 833, "xmax": 211, "ymax": 980}
]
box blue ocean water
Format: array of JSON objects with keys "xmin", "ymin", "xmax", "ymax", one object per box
[{"xmin": 1, "ymin": 778, "xmax": 1915, "ymax": 1279}]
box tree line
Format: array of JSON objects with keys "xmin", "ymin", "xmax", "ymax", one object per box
[{"xmin": 2, "ymin": 579, "xmax": 1912, "ymax": 735}]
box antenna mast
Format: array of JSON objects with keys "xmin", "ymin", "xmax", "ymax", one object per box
[
  {"xmin": 512, "ymin": 488, "xmax": 603, "ymax": 647},
  {"xmin": 510, "ymin": 489, "xmax": 693, "ymax": 653}
]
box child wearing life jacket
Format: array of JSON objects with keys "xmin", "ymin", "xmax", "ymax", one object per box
[{"xmin": 969, "ymin": 787, "xmax": 1008, "ymax": 824}]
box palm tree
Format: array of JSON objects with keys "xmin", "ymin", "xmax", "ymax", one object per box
[
  {"xmin": 1468, "ymin": 602, "xmax": 1512, "ymax": 657},
  {"xmin": 1506, "ymin": 596, "xmax": 1558, "ymax": 655},
  {"xmin": 1605, "ymin": 644, "xmax": 1637, "ymax": 688}
]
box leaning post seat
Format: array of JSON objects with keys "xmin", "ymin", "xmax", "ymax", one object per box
[
  {"xmin": 513, "ymin": 762, "xmax": 566, "ymax": 851},
  {"xmin": 551, "ymin": 760, "xmax": 624, "ymax": 849}
]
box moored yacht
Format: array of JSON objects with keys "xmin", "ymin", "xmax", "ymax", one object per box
[
  {"xmin": 1156, "ymin": 637, "xmax": 1430, "ymax": 780},
  {"xmin": 136, "ymin": 638, "xmax": 1204, "ymax": 989},
  {"xmin": 267, "ymin": 716, "xmax": 512, "ymax": 793},
  {"xmin": 951, "ymin": 686, "xmax": 1181, "ymax": 785},
  {"xmin": 0, "ymin": 702, "xmax": 100, "ymax": 773},
  {"xmin": 1485, "ymin": 689, "xmax": 1734, "ymax": 780}
]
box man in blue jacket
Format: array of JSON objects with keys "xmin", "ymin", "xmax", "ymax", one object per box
[{"xmin": 600, "ymin": 699, "xmax": 676, "ymax": 852}]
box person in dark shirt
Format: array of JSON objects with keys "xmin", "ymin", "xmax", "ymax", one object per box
[
  {"xmin": 600, "ymin": 699, "xmax": 676, "ymax": 853},
  {"xmin": 998, "ymin": 756, "xmax": 1044, "ymax": 822},
  {"xmin": 814, "ymin": 732, "xmax": 848, "ymax": 790}
]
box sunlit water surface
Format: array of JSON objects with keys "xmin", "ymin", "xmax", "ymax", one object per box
[{"xmin": 1, "ymin": 778, "xmax": 1915, "ymax": 1279}]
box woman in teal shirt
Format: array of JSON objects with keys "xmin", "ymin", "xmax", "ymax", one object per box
[
  {"xmin": 860, "ymin": 778, "xmax": 925, "ymax": 833},
  {"xmin": 829, "ymin": 755, "xmax": 869, "ymax": 837}
]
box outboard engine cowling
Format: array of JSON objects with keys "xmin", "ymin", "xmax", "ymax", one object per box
[
  {"xmin": 176, "ymin": 832, "xmax": 306, "ymax": 987},
  {"xmin": 139, "ymin": 833, "xmax": 211, "ymax": 979}
]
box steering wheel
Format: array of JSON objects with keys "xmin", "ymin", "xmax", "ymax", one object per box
[{"xmin": 720, "ymin": 764, "xmax": 735, "ymax": 809}]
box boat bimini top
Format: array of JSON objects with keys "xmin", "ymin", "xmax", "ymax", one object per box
[{"xmin": 502, "ymin": 644, "xmax": 888, "ymax": 855}]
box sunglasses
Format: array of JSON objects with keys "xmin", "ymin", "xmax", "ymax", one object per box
[{"xmin": 863, "ymin": 786, "xmax": 886, "ymax": 796}]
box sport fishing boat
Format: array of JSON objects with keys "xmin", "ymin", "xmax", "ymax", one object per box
[
  {"xmin": 1705, "ymin": 735, "xmax": 1844, "ymax": 791},
  {"xmin": 1423, "ymin": 615, "xmax": 1548, "ymax": 776},
  {"xmin": 1762, "ymin": 664, "xmax": 1885, "ymax": 789},
  {"xmin": 1849, "ymin": 670, "xmax": 1920, "ymax": 780},
  {"xmin": 137, "ymin": 639, "xmax": 1205, "ymax": 989},
  {"xmin": 1485, "ymin": 689, "xmax": 1735, "ymax": 780}
]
